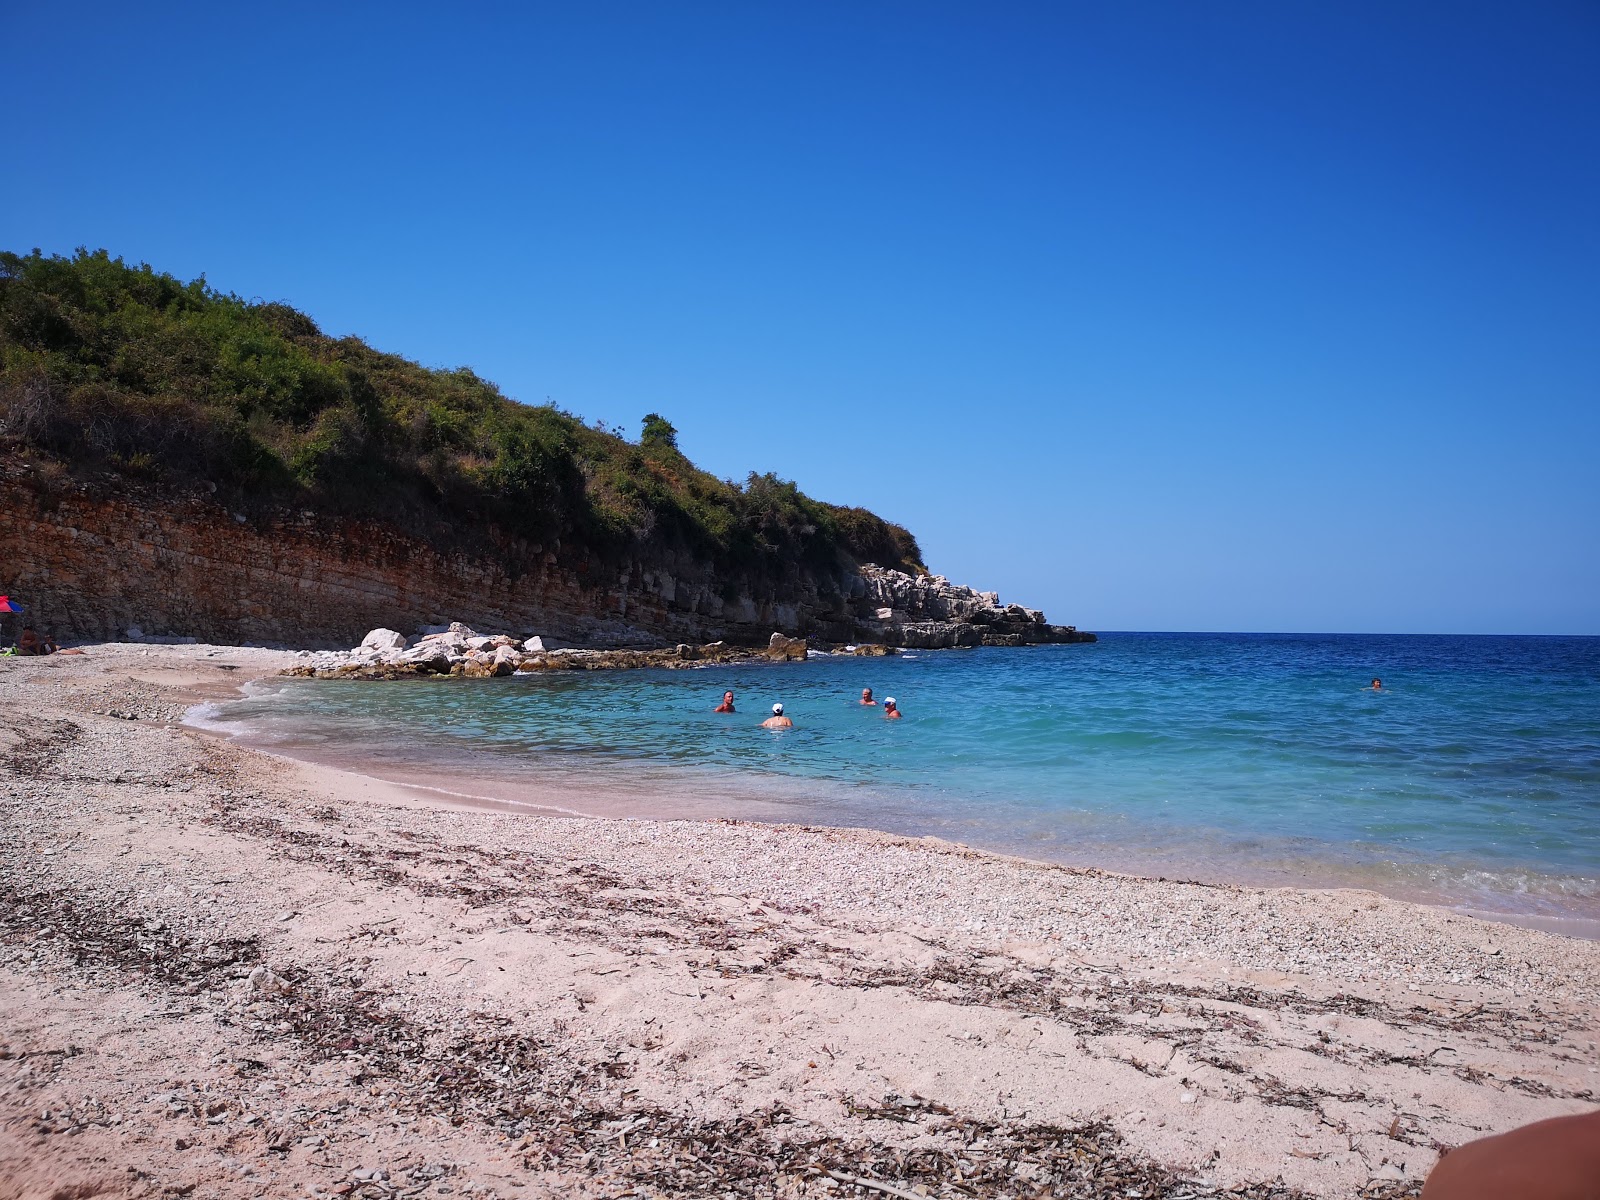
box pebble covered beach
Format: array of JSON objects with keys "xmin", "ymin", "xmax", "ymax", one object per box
[{"xmin": 2, "ymin": 644, "xmax": 1597, "ymax": 1198}]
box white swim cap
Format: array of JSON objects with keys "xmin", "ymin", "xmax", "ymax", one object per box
[
  {"xmin": 885, "ymin": 697, "xmax": 896, "ymax": 705},
  {"xmin": 772, "ymin": 703, "xmax": 783, "ymax": 715}
]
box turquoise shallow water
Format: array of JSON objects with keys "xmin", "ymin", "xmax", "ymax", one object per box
[{"xmin": 196, "ymin": 633, "xmax": 1600, "ymax": 923}]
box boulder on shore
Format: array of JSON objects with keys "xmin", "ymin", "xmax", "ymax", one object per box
[
  {"xmin": 283, "ymin": 596, "xmax": 1090, "ymax": 682},
  {"xmin": 418, "ymin": 630, "xmax": 471, "ymax": 655},
  {"xmin": 396, "ymin": 644, "xmax": 453, "ymax": 673},
  {"xmin": 360, "ymin": 628, "xmax": 408, "ymax": 652}
]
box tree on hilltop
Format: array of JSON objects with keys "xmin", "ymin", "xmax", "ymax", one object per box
[{"xmin": 640, "ymin": 412, "xmax": 678, "ymax": 450}]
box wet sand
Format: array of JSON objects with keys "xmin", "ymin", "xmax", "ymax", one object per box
[{"xmin": 2, "ymin": 643, "xmax": 1597, "ymax": 1199}]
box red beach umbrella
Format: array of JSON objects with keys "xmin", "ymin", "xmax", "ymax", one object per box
[{"xmin": 0, "ymin": 596, "xmax": 23, "ymax": 613}]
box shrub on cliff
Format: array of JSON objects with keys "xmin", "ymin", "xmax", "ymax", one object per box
[{"xmin": 0, "ymin": 248, "xmax": 924, "ymax": 583}]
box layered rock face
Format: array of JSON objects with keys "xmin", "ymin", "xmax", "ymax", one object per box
[{"xmin": 1, "ymin": 464, "xmax": 1091, "ymax": 649}]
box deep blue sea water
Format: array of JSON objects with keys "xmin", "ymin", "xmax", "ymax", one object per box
[{"xmin": 195, "ymin": 633, "xmax": 1600, "ymax": 925}]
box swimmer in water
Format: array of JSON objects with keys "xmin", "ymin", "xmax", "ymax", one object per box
[
  {"xmin": 762, "ymin": 703, "xmax": 793, "ymax": 729},
  {"xmin": 714, "ymin": 690, "xmax": 736, "ymax": 713},
  {"xmin": 1369, "ymin": 679, "xmax": 1382, "ymax": 691},
  {"xmin": 883, "ymin": 697, "xmax": 902, "ymax": 719},
  {"xmin": 860, "ymin": 688, "xmax": 877, "ymax": 706}
]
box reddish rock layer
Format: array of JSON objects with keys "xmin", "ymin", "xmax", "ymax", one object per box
[
  {"xmin": 2, "ymin": 463, "xmax": 1092, "ymax": 650},
  {"xmin": 0, "ymin": 465, "xmax": 841, "ymax": 648}
]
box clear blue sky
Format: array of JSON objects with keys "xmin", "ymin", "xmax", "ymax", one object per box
[{"xmin": 5, "ymin": 3, "xmax": 1597, "ymax": 633}]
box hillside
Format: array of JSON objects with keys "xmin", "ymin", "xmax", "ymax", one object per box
[
  {"xmin": 0, "ymin": 249, "xmax": 922, "ymax": 578},
  {"xmin": 0, "ymin": 249, "xmax": 1085, "ymax": 648}
]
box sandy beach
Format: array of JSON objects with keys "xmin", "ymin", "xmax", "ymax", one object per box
[{"xmin": 2, "ymin": 645, "xmax": 1596, "ymax": 1200}]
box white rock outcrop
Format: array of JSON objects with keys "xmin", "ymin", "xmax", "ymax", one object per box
[
  {"xmin": 359, "ymin": 628, "xmax": 407, "ymax": 652},
  {"xmin": 852, "ymin": 565, "xmax": 1090, "ymax": 647}
]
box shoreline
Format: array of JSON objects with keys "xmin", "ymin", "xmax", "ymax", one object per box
[
  {"xmin": 189, "ymin": 661, "xmax": 1600, "ymax": 942},
  {"xmin": 3, "ymin": 642, "xmax": 1597, "ymax": 1198},
  {"xmin": 202, "ymin": 730, "xmax": 1600, "ymax": 943}
]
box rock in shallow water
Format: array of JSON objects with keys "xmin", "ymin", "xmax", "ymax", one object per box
[{"xmin": 766, "ymin": 632, "xmax": 807, "ymax": 661}]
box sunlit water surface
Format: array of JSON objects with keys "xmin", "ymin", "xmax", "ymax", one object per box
[{"xmin": 192, "ymin": 633, "xmax": 1600, "ymax": 928}]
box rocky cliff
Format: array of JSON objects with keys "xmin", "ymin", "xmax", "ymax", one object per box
[
  {"xmin": 1, "ymin": 461, "xmax": 1092, "ymax": 650},
  {"xmin": 853, "ymin": 565, "xmax": 1091, "ymax": 648},
  {"xmin": 1, "ymin": 250, "xmax": 1092, "ymax": 652}
]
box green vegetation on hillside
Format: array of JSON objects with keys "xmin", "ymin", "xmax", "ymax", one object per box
[{"xmin": 0, "ymin": 249, "xmax": 923, "ymax": 581}]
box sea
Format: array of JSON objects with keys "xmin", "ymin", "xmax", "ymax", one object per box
[{"xmin": 190, "ymin": 632, "xmax": 1600, "ymax": 935}]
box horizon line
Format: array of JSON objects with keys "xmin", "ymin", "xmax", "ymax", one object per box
[{"xmin": 1085, "ymin": 629, "xmax": 1600, "ymax": 639}]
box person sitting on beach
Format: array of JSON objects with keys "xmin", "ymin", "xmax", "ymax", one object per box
[
  {"xmin": 883, "ymin": 697, "xmax": 902, "ymax": 720},
  {"xmin": 714, "ymin": 690, "xmax": 736, "ymax": 713},
  {"xmin": 860, "ymin": 688, "xmax": 878, "ymax": 706},
  {"xmin": 16, "ymin": 626, "xmax": 43, "ymax": 656},
  {"xmin": 761, "ymin": 703, "xmax": 793, "ymax": 729}
]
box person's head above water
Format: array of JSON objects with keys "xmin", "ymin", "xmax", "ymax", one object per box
[
  {"xmin": 1371, "ymin": 679, "xmax": 1382, "ymax": 690},
  {"xmin": 772, "ymin": 703, "xmax": 783, "ymax": 715},
  {"xmin": 883, "ymin": 697, "xmax": 901, "ymax": 718},
  {"xmin": 714, "ymin": 689, "xmax": 736, "ymax": 712},
  {"xmin": 860, "ymin": 688, "xmax": 876, "ymax": 705}
]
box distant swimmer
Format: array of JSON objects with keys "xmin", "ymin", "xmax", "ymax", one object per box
[
  {"xmin": 860, "ymin": 688, "xmax": 878, "ymax": 706},
  {"xmin": 1369, "ymin": 679, "xmax": 1383, "ymax": 691},
  {"xmin": 762, "ymin": 703, "xmax": 793, "ymax": 730},
  {"xmin": 715, "ymin": 690, "xmax": 736, "ymax": 713},
  {"xmin": 883, "ymin": 697, "xmax": 902, "ymax": 720}
]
